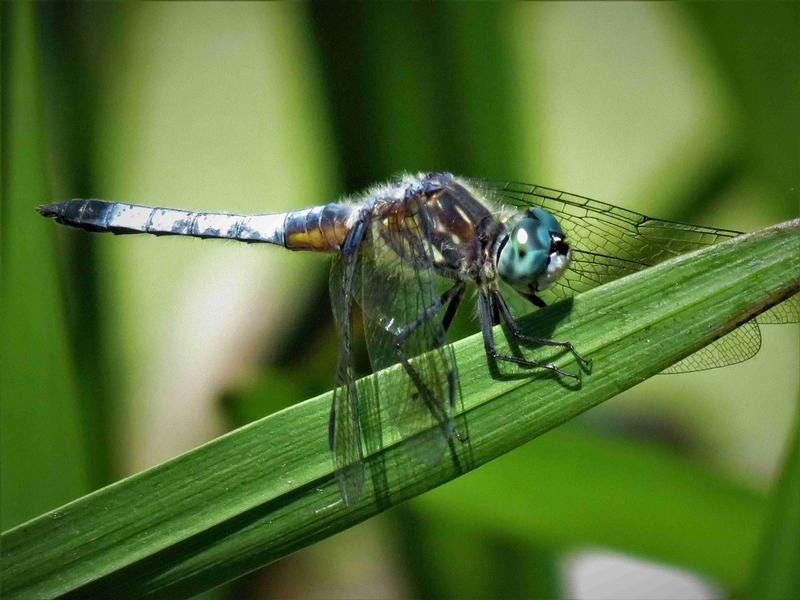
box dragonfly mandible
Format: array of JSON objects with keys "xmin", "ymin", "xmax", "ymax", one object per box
[{"xmin": 38, "ymin": 172, "xmax": 799, "ymax": 505}]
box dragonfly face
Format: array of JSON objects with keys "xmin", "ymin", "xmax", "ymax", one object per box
[{"xmin": 496, "ymin": 207, "xmax": 571, "ymax": 293}]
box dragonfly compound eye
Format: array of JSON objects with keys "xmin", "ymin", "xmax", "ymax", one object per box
[
  {"xmin": 497, "ymin": 217, "xmax": 551, "ymax": 286},
  {"xmin": 526, "ymin": 206, "xmax": 564, "ymax": 238},
  {"xmin": 497, "ymin": 208, "xmax": 571, "ymax": 291}
]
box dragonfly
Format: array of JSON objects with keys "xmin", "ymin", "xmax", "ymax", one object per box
[{"xmin": 38, "ymin": 172, "xmax": 798, "ymax": 505}]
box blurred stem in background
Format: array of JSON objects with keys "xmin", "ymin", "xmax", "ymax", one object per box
[
  {"xmin": 1, "ymin": 1, "xmax": 93, "ymax": 531},
  {"xmin": 38, "ymin": 2, "xmax": 127, "ymax": 488},
  {"xmin": 749, "ymin": 400, "xmax": 800, "ymax": 599},
  {"xmin": 687, "ymin": 4, "xmax": 800, "ymax": 199}
]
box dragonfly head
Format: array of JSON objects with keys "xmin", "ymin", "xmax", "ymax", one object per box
[{"xmin": 496, "ymin": 207, "xmax": 570, "ymax": 291}]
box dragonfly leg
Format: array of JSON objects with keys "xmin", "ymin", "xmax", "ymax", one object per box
[
  {"xmin": 478, "ymin": 291, "xmax": 581, "ymax": 380},
  {"xmin": 492, "ymin": 290, "xmax": 591, "ymax": 368},
  {"xmin": 521, "ymin": 290, "xmax": 547, "ymax": 308},
  {"xmin": 395, "ymin": 281, "xmax": 464, "ymax": 410},
  {"xmin": 395, "ymin": 349, "xmax": 468, "ymax": 443},
  {"xmin": 396, "ymin": 281, "xmax": 466, "ymax": 346},
  {"xmin": 392, "ymin": 281, "xmax": 468, "ymax": 441},
  {"xmin": 441, "ymin": 282, "xmax": 465, "ymax": 333},
  {"xmin": 396, "ymin": 353, "xmax": 456, "ymax": 437}
]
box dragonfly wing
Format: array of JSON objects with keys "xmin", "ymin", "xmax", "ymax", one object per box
[
  {"xmin": 328, "ymin": 254, "xmax": 365, "ymax": 506},
  {"xmin": 474, "ymin": 179, "xmax": 797, "ymax": 371},
  {"xmin": 359, "ymin": 204, "xmax": 457, "ymax": 468},
  {"xmin": 475, "ymin": 179, "xmax": 739, "ymax": 300},
  {"xmin": 662, "ymin": 320, "xmax": 761, "ymax": 374},
  {"xmin": 755, "ymin": 292, "xmax": 799, "ymax": 324}
]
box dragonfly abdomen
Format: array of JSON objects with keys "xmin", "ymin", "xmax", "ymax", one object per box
[
  {"xmin": 37, "ymin": 199, "xmax": 288, "ymax": 245},
  {"xmin": 283, "ymin": 203, "xmax": 353, "ymax": 252},
  {"xmin": 37, "ymin": 199, "xmax": 353, "ymax": 251}
]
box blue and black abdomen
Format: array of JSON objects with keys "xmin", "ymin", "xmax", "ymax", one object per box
[{"xmin": 37, "ymin": 199, "xmax": 354, "ymax": 252}]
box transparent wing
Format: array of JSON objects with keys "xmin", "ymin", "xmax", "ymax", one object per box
[
  {"xmin": 474, "ymin": 179, "xmax": 798, "ymax": 371},
  {"xmin": 328, "ymin": 254, "xmax": 365, "ymax": 506},
  {"xmin": 756, "ymin": 293, "xmax": 799, "ymax": 324},
  {"xmin": 360, "ymin": 203, "xmax": 457, "ymax": 468},
  {"xmin": 477, "ymin": 180, "xmax": 742, "ymax": 299},
  {"xmin": 662, "ymin": 320, "xmax": 761, "ymax": 374}
]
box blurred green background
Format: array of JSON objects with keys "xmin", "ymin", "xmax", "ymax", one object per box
[{"xmin": 2, "ymin": 3, "xmax": 798, "ymax": 598}]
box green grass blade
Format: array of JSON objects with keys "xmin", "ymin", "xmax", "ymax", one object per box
[
  {"xmin": 1, "ymin": 220, "xmax": 798, "ymax": 598},
  {"xmin": 748, "ymin": 398, "xmax": 800, "ymax": 599},
  {"xmin": 1, "ymin": 2, "xmax": 91, "ymax": 531}
]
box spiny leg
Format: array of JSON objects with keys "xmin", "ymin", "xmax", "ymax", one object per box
[
  {"xmin": 396, "ymin": 353, "xmax": 455, "ymax": 437},
  {"xmin": 395, "ymin": 281, "xmax": 464, "ymax": 411},
  {"xmin": 392, "ymin": 281, "xmax": 467, "ymax": 441},
  {"xmin": 478, "ymin": 291, "xmax": 581, "ymax": 380},
  {"xmin": 441, "ymin": 282, "xmax": 465, "ymax": 333},
  {"xmin": 520, "ymin": 290, "xmax": 547, "ymax": 309},
  {"xmin": 396, "ymin": 281, "xmax": 466, "ymax": 345},
  {"xmin": 492, "ymin": 290, "xmax": 591, "ymax": 368},
  {"xmin": 396, "ymin": 351, "xmax": 468, "ymax": 444}
]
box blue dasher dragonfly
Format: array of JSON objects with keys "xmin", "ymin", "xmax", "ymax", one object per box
[{"xmin": 38, "ymin": 172, "xmax": 798, "ymax": 505}]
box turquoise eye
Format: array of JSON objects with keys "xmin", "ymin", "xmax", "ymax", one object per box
[
  {"xmin": 496, "ymin": 217, "xmax": 551, "ymax": 286},
  {"xmin": 528, "ymin": 206, "xmax": 564, "ymax": 237}
]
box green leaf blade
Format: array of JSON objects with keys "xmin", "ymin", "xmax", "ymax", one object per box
[
  {"xmin": 1, "ymin": 2, "xmax": 92, "ymax": 532},
  {"xmin": 749, "ymin": 399, "xmax": 800, "ymax": 599},
  {"xmin": 2, "ymin": 219, "xmax": 798, "ymax": 598}
]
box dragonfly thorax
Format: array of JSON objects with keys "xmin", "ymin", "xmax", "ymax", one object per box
[{"xmin": 496, "ymin": 207, "xmax": 571, "ymax": 292}]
